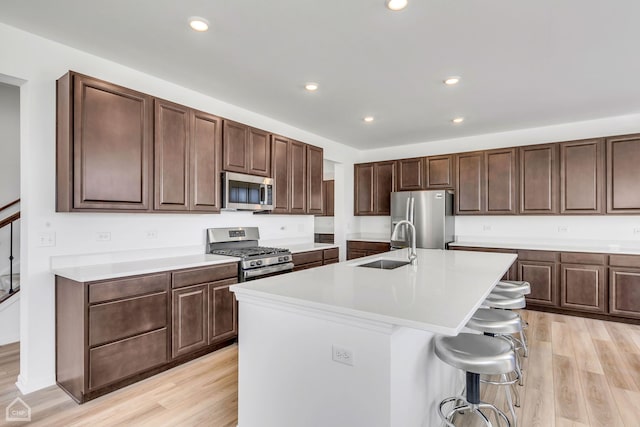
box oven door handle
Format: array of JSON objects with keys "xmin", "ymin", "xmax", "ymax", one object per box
[{"xmin": 242, "ymin": 262, "xmax": 295, "ymax": 279}]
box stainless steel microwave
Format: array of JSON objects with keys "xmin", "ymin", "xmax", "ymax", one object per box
[{"xmin": 222, "ymin": 172, "xmax": 274, "ymax": 211}]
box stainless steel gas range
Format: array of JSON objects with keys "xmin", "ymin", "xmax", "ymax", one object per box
[{"xmin": 206, "ymin": 227, "xmax": 293, "ymax": 282}]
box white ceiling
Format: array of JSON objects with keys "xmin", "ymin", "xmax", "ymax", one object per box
[{"xmin": 2, "ymin": 0, "xmax": 640, "ymax": 150}]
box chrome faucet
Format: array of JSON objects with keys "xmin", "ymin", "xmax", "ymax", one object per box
[{"xmin": 391, "ymin": 220, "xmax": 417, "ymax": 265}]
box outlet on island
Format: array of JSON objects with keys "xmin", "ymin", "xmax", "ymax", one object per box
[{"xmin": 332, "ymin": 345, "xmax": 354, "ymax": 366}]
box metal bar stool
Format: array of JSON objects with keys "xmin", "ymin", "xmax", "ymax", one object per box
[
  {"xmin": 435, "ymin": 333, "xmax": 517, "ymax": 427},
  {"xmin": 466, "ymin": 307, "xmax": 526, "ymax": 422},
  {"xmin": 494, "ymin": 280, "xmax": 531, "ymax": 295},
  {"xmin": 485, "ymin": 290, "xmax": 529, "ymax": 358}
]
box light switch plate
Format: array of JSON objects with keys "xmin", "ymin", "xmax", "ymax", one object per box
[{"xmin": 332, "ymin": 345, "xmax": 354, "ymax": 366}]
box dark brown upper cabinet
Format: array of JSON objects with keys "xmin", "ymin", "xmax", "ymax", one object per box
[
  {"xmin": 222, "ymin": 120, "xmax": 271, "ymax": 177},
  {"xmin": 306, "ymin": 145, "xmax": 324, "ymax": 215},
  {"xmin": 57, "ymin": 71, "xmax": 153, "ymax": 212},
  {"xmin": 271, "ymin": 135, "xmax": 291, "ymax": 213},
  {"xmin": 607, "ymin": 134, "xmax": 640, "ymax": 214},
  {"xmin": 289, "ymin": 140, "xmax": 307, "ymax": 214},
  {"xmin": 397, "ymin": 157, "xmax": 424, "ymax": 191},
  {"xmin": 559, "ymin": 138, "xmax": 605, "ymax": 214},
  {"xmin": 190, "ymin": 110, "xmax": 223, "ymax": 212},
  {"xmin": 154, "ymin": 102, "xmax": 223, "ymax": 213},
  {"xmin": 323, "ymin": 180, "xmax": 335, "ymax": 217},
  {"xmin": 455, "ymin": 152, "xmax": 484, "ymax": 214},
  {"xmin": 425, "ymin": 155, "xmax": 454, "ymax": 189},
  {"xmin": 455, "ymin": 149, "xmax": 516, "ymax": 215},
  {"xmin": 354, "ymin": 161, "xmax": 396, "ymax": 216},
  {"xmin": 154, "ymin": 99, "xmax": 190, "ymax": 211},
  {"xmin": 485, "ymin": 148, "xmax": 517, "ymax": 214},
  {"xmin": 519, "ymin": 143, "xmax": 559, "ymax": 214}
]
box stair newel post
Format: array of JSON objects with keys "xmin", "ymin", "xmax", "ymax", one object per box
[{"xmin": 9, "ymin": 221, "xmax": 13, "ymax": 294}]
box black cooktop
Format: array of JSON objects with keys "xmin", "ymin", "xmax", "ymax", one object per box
[{"xmin": 210, "ymin": 246, "xmax": 290, "ymax": 259}]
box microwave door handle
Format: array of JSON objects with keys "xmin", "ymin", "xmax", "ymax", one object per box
[{"xmin": 260, "ymin": 185, "xmax": 266, "ymax": 205}]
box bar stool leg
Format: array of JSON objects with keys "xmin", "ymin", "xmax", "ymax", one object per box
[
  {"xmin": 478, "ymin": 402, "xmax": 512, "ymax": 427},
  {"xmin": 502, "ymin": 373, "xmax": 517, "ymax": 426},
  {"xmin": 519, "ymin": 330, "xmax": 529, "ymax": 358}
]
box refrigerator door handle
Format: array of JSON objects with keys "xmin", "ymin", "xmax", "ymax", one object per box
[
  {"xmin": 409, "ymin": 196, "xmax": 415, "ymax": 224},
  {"xmin": 405, "ymin": 197, "xmax": 411, "ymax": 221}
]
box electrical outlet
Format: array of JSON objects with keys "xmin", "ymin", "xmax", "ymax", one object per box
[
  {"xmin": 38, "ymin": 232, "xmax": 56, "ymax": 247},
  {"xmin": 633, "ymin": 227, "xmax": 640, "ymax": 235},
  {"xmin": 482, "ymin": 225, "xmax": 492, "ymax": 231},
  {"xmin": 557, "ymin": 226, "xmax": 568, "ymax": 233},
  {"xmin": 146, "ymin": 230, "xmax": 158, "ymax": 240},
  {"xmin": 332, "ymin": 345, "xmax": 354, "ymax": 366},
  {"xmin": 96, "ymin": 232, "xmax": 111, "ymax": 242}
]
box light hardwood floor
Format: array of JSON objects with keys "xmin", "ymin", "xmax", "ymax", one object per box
[{"xmin": 0, "ymin": 311, "xmax": 639, "ymax": 426}]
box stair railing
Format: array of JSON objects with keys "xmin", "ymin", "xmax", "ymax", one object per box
[{"xmin": 0, "ymin": 199, "xmax": 20, "ymax": 295}]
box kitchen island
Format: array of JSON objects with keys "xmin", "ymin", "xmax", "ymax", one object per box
[{"xmin": 230, "ymin": 248, "xmax": 516, "ymax": 427}]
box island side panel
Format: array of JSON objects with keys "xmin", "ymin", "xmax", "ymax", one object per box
[
  {"xmin": 390, "ymin": 326, "xmax": 463, "ymax": 426},
  {"xmin": 236, "ymin": 298, "xmax": 392, "ymax": 427}
]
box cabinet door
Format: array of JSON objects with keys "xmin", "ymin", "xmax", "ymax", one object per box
[
  {"xmin": 307, "ymin": 145, "xmax": 324, "ymax": 214},
  {"xmin": 222, "ymin": 120, "xmax": 249, "ymax": 173},
  {"xmin": 455, "ymin": 152, "xmax": 484, "ymax": 214},
  {"xmin": 354, "ymin": 163, "xmax": 374, "ymax": 215},
  {"xmin": 154, "ymin": 99, "xmax": 189, "ymax": 211},
  {"xmin": 560, "ymin": 139, "xmax": 604, "ymax": 214},
  {"xmin": 324, "ymin": 180, "xmax": 335, "ymax": 216},
  {"xmin": 172, "ymin": 285, "xmax": 208, "ymax": 358},
  {"xmin": 290, "ymin": 140, "xmax": 307, "ymax": 214},
  {"xmin": 209, "ymin": 279, "xmax": 238, "ymax": 343},
  {"xmin": 607, "ymin": 134, "xmax": 640, "ymax": 213},
  {"xmin": 347, "ymin": 249, "xmax": 367, "ymax": 260},
  {"xmin": 519, "ymin": 144, "xmax": 558, "ymax": 214},
  {"xmin": 518, "ymin": 260, "xmax": 558, "ymax": 306},
  {"xmin": 485, "ymin": 148, "xmax": 517, "ymax": 214},
  {"xmin": 397, "ymin": 157, "xmax": 424, "ymax": 191},
  {"xmin": 190, "ymin": 110, "xmax": 222, "ymax": 212},
  {"xmin": 560, "ymin": 264, "xmax": 606, "ymax": 313},
  {"xmin": 271, "ymin": 135, "xmax": 290, "ymax": 213},
  {"xmin": 425, "ymin": 155, "xmax": 454, "ymax": 189},
  {"xmin": 248, "ymin": 128, "xmax": 271, "ymax": 177},
  {"xmin": 609, "ymin": 268, "xmax": 640, "ymax": 319},
  {"xmin": 72, "ymin": 75, "xmax": 152, "ymax": 210},
  {"xmin": 374, "ymin": 161, "xmax": 396, "ymax": 215}
]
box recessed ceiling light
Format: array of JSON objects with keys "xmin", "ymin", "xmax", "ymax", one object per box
[
  {"xmin": 452, "ymin": 117, "xmax": 465, "ymax": 124},
  {"xmin": 304, "ymin": 82, "xmax": 319, "ymax": 92},
  {"xmin": 189, "ymin": 17, "xmax": 209, "ymax": 32},
  {"xmin": 363, "ymin": 116, "xmax": 375, "ymax": 123},
  {"xmin": 386, "ymin": 0, "xmax": 408, "ymax": 11},
  {"xmin": 444, "ymin": 76, "xmax": 461, "ymax": 85}
]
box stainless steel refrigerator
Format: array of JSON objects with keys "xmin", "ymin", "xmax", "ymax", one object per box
[{"xmin": 390, "ymin": 190, "xmax": 455, "ymax": 249}]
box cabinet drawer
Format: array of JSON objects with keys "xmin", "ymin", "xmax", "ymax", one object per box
[
  {"xmin": 323, "ymin": 248, "xmax": 339, "ymax": 261},
  {"xmin": 172, "ymin": 263, "xmax": 238, "ymax": 289},
  {"xmin": 347, "ymin": 249, "xmax": 367, "ymax": 260},
  {"xmin": 292, "ymin": 250, "xmax": 323, "ymax": 266},
  {"xmin": 89, "ymin": 292, "xmax": 167, "ymax": 347},
  {"xmin": 609, "ymin": 255, "xmax": 640, "ymax": 268},
  {"xmin": 89, "ymin": 273, "xmax": 169, "ymax": 304},
  {"xmin": 518, "ymin": 250, "xmax": 559, "ymax": 262},
  {"xmin": 293, "ymin": 261, "xmax": 323, "ymax": 272},
  {"xmin": 324, "ymin": 258, "xmax": 339, "ymax": 265},
  {"xmin": 560, "ymin": 252, "xmax": 607, "ymax": 265},
  {"xmin": 89, "ymin": 328, "xmax": 167, "ymax": 390},
  {"xmin": 347, "ymin": 241, "xmax": 390, "ymax": 252}
]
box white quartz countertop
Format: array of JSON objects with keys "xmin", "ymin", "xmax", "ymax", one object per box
[
  {"xmin": 53, "ymin": 254, "xmax": 239, "ymax": 282},
  {"xmin": 346, "ymin": 233, "xmax": 390, "ymax": 243},
  {"xmin": 449, "ymin": 241, "xmax": 640, "ymax": 255},
  {"xmin": 287, "ymin": 243, "xmax": 339, "ymax": 253},
  {"xmin": 231, "ymin": 248, "xmax": 516, "ymax": 335}
]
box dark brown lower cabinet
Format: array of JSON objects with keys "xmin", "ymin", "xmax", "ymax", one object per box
[
  {"xmin": 292, "ymin": 248, "xmax": 340, "ymax": 271},
  {"xmin": 172, "ymin": 284, "xmax": 208, "ymax": 358},
  {"xmin": 55, "ymin": 262, "xmax": 238, "ymax": 404},
  {"xmin": 560, "ymin": 264, "xmax": 606, "ymax": 313},
  {"xmin": 517, "ymin": 260, "xmax": 558, "ymax": 307},
  {"xmin": 347, "ymin": 241, "xmax": 390, "ymax": 260},
  {"xmin": 609, "ymin": 268, "xmax": 640, "ymax": 319}
]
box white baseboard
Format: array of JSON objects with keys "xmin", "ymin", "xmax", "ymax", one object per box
[{"xmin": 15, "ymin": 373, "xmax": 56, "ymax": 395}]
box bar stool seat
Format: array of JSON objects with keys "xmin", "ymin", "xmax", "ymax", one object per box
[
  {"xmin": 495, "ymin": 280, "xmax": 531, "ymax": 295},
  {"xmin": 435, "ymin": 333, "xmax": 516, "ymax": 426},
  {"xmin": 466, "ymin": 308, "xmax": 522, "ymax": 335},
  {"xmin": 484, "ymin": 291, "xmax": 526, "ymax": 310}
]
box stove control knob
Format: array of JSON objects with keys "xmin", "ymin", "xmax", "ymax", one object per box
[
  {"xmin": 284, "ymin": 256, "xmax": 290, "ymax": 261},
  {"xmin": 250, "ymin": 261, "xmax": 256, "ymax": 267},
  {"xmin": 278, "ymin": 256, "xmax": 284, "ymax": 262},
  {"xmin": 257, "ymin": 260, "xmax": 263, "ymax": 266}
]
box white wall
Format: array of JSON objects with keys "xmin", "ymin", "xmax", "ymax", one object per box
[
  {"xmin": 354, "ymin": 113, "xmax": 640, "ymax": 243},
  {"xmin": 0, "ymin": 82, "xmax": 20, "ymax": 207},
  {"xmin": 0, "ymin": 22, "xmax": 359, "ymax": 394}
]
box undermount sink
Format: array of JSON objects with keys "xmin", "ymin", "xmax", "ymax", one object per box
[{"xmin": 357, "ymin": 259, "xmax": 411, "ymax": 270}]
